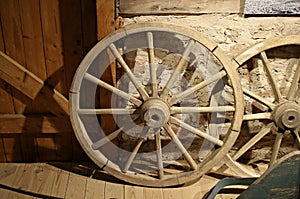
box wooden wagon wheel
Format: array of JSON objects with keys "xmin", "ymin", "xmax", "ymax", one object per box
[
  {"xmin": 214, "ymin": 35, "xmax": 300, "ymax": 177},
  {"xmin": 69, "ymin": 22, "xmax": 243, "ymax": 187}
]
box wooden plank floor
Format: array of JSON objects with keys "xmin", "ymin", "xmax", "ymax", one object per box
[{"xmin": 0, "ymin": 163, "xmax": 239, "ymax": 199}]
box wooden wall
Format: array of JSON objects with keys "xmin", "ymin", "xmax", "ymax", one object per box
[{"xmin": 0, "ymin": 0, "xmax": 98, "ymax": 162}]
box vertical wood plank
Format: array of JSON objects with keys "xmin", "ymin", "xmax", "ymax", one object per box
[
  {"xmin": 1, "ymin": 135, "xmax": 23, "ymax": 162},
  {"xmin": 40, "ymin": 0, "xmax": 68, "ymax": 97},
  {"xmin": 0, "ymin": 17, "xmax": 14, "ymax": 113},
  {"xmin": 71, "ymin": 134, "xmax": 88, "ymax": 161},
  {"xmin": 0, "ymin": 80, "xmax": 14, "ymax": 114},
  {"xmin": 19, "ymin": 0, "xmax": 47, "ymax": 81},
  {"xmin": 59, "ymin": 0, "xmax": 87, "ymax": 162},
  {"xmin": 0, "ymin": 17, "xmax": 4, "ymax": 51},
  {"xmin": 0, "ymin": 136, "xmax": 6, "ymax": 162},
  {"xmin": 40, "ymin": 0, "xmax": 73, "ymax": 162},
  {"xmin": 19, "ymin": 133, "xmax": 38, "ymax": 162},
  {"xmin": 0, "ymin": 18, "xmax": 11, "ymax": 162},
  {"xmin": 80, "ymin": 0, "xmax": 97, "ymax": 54},
  {"xmin": 36, "ymin": 134, "xmax": 57, "ymax": 161},
  {"xmin": 0, "ymin": 0, "xmax": 29, "ymax": 114},
  {"xmin": 19, "ymin": 0, "xmax": 48, "ymax": 117},
  {"xmin": 0, "ymin": 0, "xmax": 26, "ymax": 65},
  {"xmin": 59, "ymin": 0, "xmax": 84, "ymax": 91},
  {"xmin": 96, "ymin": 0, "xmax": 115, "ymax": 40},
  {"xmin": 54, "ymin": 133, "xmax": 73, "ymax": 161}
]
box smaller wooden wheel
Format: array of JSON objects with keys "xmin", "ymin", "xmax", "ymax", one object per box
[
  {"xmin": 214, "ymin": 35, "xmax": 300, "ymax": 177},
  {"xmin": 70, "ymin": 22, "xmax": 243, "ymax": 187}
]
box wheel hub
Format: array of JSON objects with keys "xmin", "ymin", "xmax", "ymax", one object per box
[
  {"xmin": 273, "ymin": 101, "xmax": 300, "ymax": 130},
  {"xmin": 141, "ymin": 98, "xmax": 170, "ymax": 128}
]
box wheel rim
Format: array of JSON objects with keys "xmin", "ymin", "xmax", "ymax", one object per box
[
  {"xmin": 70, "ymin": 22, "xmax": 243, "ymax": 187},
  {"xmin": 216, "ymin": 35, "xmax": 300, "ymax": 177}
]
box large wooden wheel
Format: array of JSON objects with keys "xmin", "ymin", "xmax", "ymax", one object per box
[
  {"xmin": 214, "ymin": 35, "xmax": 300, "ymax": 177},
  {"xmin": 70, "ymin": 22, "xmax": 243, "ymax": 187}
]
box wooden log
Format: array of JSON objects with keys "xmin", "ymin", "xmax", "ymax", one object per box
[{"xmin": 119, "ymin": 0, "xmax": 241, "ymax": 16}]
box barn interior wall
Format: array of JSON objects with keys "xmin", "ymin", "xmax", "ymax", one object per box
[
  {"xmin": 0, "ymin": 0, "xmax": 98, "ymax": 162},
  {"xmin": 0, "ymin": 0, "xmax": 299, "ymax": 164}
]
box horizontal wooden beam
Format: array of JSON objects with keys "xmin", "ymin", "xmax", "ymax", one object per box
[
  {"xmin": 0, "ymin": 114, "xmax": 72, "ymax": 134},
  {"xmin": 119, "ymin": 0, "xmax": 241, "ymax": 16},
  {"xmin": 0, "ymin": 51, "xmax": 69, "ymax": 116}
]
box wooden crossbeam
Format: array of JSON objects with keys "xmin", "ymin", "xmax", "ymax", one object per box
[
  {"xmin": 0, "ymin": 114, "xmax": 72, "ymax": 134},
  {"xmin": 0, "ymin": 51, "xmax": 69, "ymax": 117},
  {"xmin": 119, "ymin": 0, "xmax": 241, "ymax": 16}
]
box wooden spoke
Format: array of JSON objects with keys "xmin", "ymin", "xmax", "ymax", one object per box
[
  {"xmin": 169, "ymin": 70, "xmax": 227, "ymax": 105},
  {"xmin": 171, "ymin": 106, "xmax": 235, "ymax": 114},
  {"xmin": 294, "ymin": 130, "xmax": 300, "ymax": 149},
  {"xmin": 224, "ymin": 154, "xmax": 260, "ymax": 177},
  {"xmin": 92, "ymin": 128, "xmax": 123, "ymax": 150},
  {"xmin": 84, "ymin": 73, "xmax": 142, "ymax": 106},
  {"xmin": 269, "ymin": 131, "xmax": 284, "ymax": 166},
  {"xmin": 260, "ymin": 51, "xmax": 283, "ymax": 102},
  {"xmin": 109, "ymin": 43, "xmax": 149, "ymax": 100},
  {"xmin": 164, "ymin": 124, "xmax": 197, "ymax": 170},
  {"xmin": 123, "ymin": 139, "xmax": 144, "ymax": 173},
  {"xmin": 287, "ymin": 59, "xmax": 300, "ymax": 100},
  {"xmin": 155, "ymin": 132, "xmax": 164, "ymax": 179},
  {"xmin": 147, "ymin": 32, "xmax": 158, "ymax": 97},
  {"xmin": 78, "ymin": 108, "xmax": 136, "ymax": 115},
  {"xmin": 243, "ymin": 112, "xmax": 273, "ymax": 121},
  {"xmin": 123, "ymin": 127, "xmax": 150, "ymax": 173},
  {"xmin": 233, "ymin": 123, "xmax": 274, "ymax": 160},
  {"xmin": 243, "ymin": 87, "xmax": 276, "ymax": 110},
  {"xmin": 170, "ymin": 116, "xmax": 224, "ymax": 147},
  {"xmin": 160, "ymin": 40, "xmax": 195, "ymax": 99},
  {"xmin": 70, "ymin": 22, "xmax": 245, "ymax": 187}
]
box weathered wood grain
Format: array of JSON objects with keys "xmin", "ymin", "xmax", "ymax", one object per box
[
  {"xmin": 119, "ymin": 0, "xmax": 241, "ymax": 16},
  {"xmin": 0, "ymin": 114, "xmax": 72, "ymax": 134},
  {"xmin": 0, "ymin": 52, "xmax": 69, "ymax": 117},
  {"xmin": 40, "ymin": 0, "xmax": 68, "ymax": 97},
  {"xmin": 0, "ymin": 0, "xmax": 29, "ymax": 113}
]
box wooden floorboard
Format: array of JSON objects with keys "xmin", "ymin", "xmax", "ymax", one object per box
[
  {"xmin": 85, "ymin": 178, "xmax": 105, "ymax": 199},
  {"xmin": 0, "ymin": 163, "xmax": 224, "ymax": 199},
  {"xmin": 65, "ymin": 172, "xmax": 87, "ymax": 199},
  {"xmin": 0, "ymin": 188, "xmax": 39, "ymax": 199},
  {"xmin": 105, "ymin": 181, "xmax": 125, "ymax": 199},
  {"xmin": 125, "ymin": 185, "xmax": 144, "ymax": 199}
]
